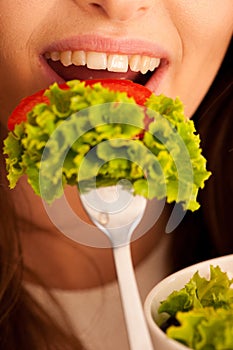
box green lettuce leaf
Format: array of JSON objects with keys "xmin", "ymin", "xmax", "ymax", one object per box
[
  {"xmin": 4, "ymin": 80, "xmax": 211, "ymax": 208},
  {"xmin": 158, "ymin": 265, "xmax": 233, "ymax": 350},
  {"xmin": 167, "ymin": 307, "xmax": 233, "ymax": 350}
]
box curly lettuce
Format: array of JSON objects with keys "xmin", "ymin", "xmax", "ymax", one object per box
[
  {"xmin": 158, "ymin": 265, "xmax": 233, "ymax": 349},
  {"xmin": 4, "ymin": 80, "xmax": 211, "ymax": 209}
]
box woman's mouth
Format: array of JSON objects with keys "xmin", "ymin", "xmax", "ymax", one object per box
[{"xmin": 43, "ymin": 49, "xmax": 164, "ymax": 85}]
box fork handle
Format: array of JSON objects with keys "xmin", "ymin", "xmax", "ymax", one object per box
[{"xmin": 113, "ymin": 244, "xmax": 154, "ymax": 350}]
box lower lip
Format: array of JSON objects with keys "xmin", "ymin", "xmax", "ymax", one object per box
[
  {"xmin": 39, "ymin": 54, "xmax": 169, "ymax": 93},
  {"xmin": 39, "ymin": 55, "xmax": 65, "ymax": 85},
  {"xmin": 145, "ymin": 59, "xmax": 168, "ymax": 93}
]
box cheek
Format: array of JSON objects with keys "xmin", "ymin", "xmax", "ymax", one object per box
[
  {"xmin": 166, "ymin": 1, "xmax": 233, "ymax": 58},
  {"xmin": 0, "ymin": 2, "xmax": 61, "ymax": 122},
  {"xmin": 0, "ymin": 57, "xmax": 36, "ymax": 125},
  {"xmin": 0, "ymin": 37, "xmax": 46, "ymax": 124},
  {"xmin": 173, "ymin": 2, "xmax": 233, "ymax": 50},
  {"xmin": 164, "ymin": 1, "xmax": 233, "ymax": 116},
  {"xmin": 0, "ymin": 14, "xmax": 32, "ymax": 120}
]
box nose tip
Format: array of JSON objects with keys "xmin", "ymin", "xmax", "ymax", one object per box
[{"xmin": 88, "ymin": 0, "xmax": 151, "ymax": 21}]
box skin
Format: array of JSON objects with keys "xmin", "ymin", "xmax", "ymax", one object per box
[{"xmin": 0, "ymin": 0, "xmax": 232, "ymax": 289}]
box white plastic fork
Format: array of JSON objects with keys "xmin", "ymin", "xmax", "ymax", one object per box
[{"xmin": 80, "ymin": 184, "xmax": 154, "ymax": 350}]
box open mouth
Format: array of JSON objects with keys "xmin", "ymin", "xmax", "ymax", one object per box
[{"xmin": 44, "ymin": 50, "xmax": 163, "ymax": 85}]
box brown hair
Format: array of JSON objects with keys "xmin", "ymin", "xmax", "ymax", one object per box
[
  {"xmin": 171, "ymin": 38, "xmax": 233, "ymax": 270},
  {"xmin": 0, "ymin": 157, "xmax": 84, "ymax": 349}
]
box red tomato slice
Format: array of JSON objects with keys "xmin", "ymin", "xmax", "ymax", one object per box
[
  {"xmin": 85, "ymin": 79, "xmax": 153, "ymax": 140},
  {"xmin": 84, "ymin": 79, "xmax": 152, "ymax": 106},
  {"xmin": 8, "ymin": 89, "xmax": 48, "ymax": 131},
  {"xmin": 7, "ymin": 83, "xmax": 70, "ymax": 131},
  {"xmin": 8, "ymin": 80, "xmax": 152, "ymax": 131}
]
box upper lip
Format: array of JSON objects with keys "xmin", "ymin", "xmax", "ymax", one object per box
[{"xmin": 42, "ymin": 34, "xmax": 169, "ymax": 60}]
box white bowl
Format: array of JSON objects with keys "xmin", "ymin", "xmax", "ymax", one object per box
[{"xmin": 144, "ymin": 254, "xmax": 233, "ymax": 350}]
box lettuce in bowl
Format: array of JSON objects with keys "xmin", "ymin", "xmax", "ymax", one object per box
[{"xmin": 159, "ymin": 265, "xmax": 233, "ymax": 350}]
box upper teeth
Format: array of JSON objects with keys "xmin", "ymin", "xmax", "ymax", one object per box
[{"xmin": 45, "ymin": 50, "xmax": 161, "ymax": 75}]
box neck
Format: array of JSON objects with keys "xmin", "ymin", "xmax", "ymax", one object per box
[{"xmin": 21, "ymin": 216, "xmax": 170, "ymax": 290}]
